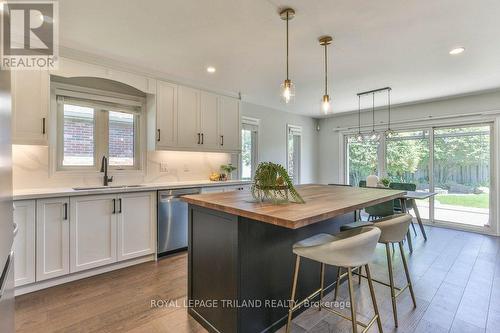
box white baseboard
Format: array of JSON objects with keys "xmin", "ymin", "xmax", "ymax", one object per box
[{"xmin": 15, "ymin": 254, "xmax": 155, "ymax": 296}]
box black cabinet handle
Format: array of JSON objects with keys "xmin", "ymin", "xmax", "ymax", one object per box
[
  {"xmin": 197, "ymin": 133, "xmax": 201, "ymax": 144},
  {"xmin": 220, "ymin": 135, "xmax": 224, "ymax": 146},
  {"xmin": 201, "ymin": 133, "xmax": 204, "ymax": 144},
  {"xmin": 63, "ymin": 203, "xmax": 68, "ymax": 220},
  {"xmin": 112, "ymin": 199, "xmax": 116, "ymax": 214},
  {"xmin": 119, "ymin": 198, "xmax": 122, "ymax": 214},
  {"xmin": 42, "ymin": 118, "xmax": 46, "ymax": 134},
  {"xmin": 157, "ymin": 129, "xmax": 161, "ymax": 142}
]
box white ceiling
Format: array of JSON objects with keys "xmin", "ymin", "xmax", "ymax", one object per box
[{"xmin": 58, "ymin": 0, "xmax": 500, "ymax": 117}]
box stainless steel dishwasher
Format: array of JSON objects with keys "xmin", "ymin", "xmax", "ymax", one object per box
[{"xmin": 158, "ymin": 188, "xmax": 200, "ymax": 257}]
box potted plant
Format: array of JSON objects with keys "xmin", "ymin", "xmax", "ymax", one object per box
[
  {"xmin": 379, "ymin": 177, "xmax": 391, "ymax": 188},
  {"xmin": 220, "ymin": 164, "xmax": 237, "ymax": 180},
  {"xmin": 251, "ymin": 162, "xmax": 305, "ymax": 204}
]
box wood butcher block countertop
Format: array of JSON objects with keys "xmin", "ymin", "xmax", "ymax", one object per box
[{"xmin": 182, "ymin": 184, "xmax": 406, "ymax": 229}]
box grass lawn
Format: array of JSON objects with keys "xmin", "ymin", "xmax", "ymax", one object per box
[{"xmin": 435, "ymin": 193, "xmax": 489, "ymax": 209}]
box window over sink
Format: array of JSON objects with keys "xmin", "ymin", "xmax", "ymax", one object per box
[{"xmin": 53, "ymin": 79, "xmax": 145, "ymax": 172}]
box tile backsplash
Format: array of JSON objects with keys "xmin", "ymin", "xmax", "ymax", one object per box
[{"xmin": 13, "ymin": 145, "xmax": 234, "ymax": 190}]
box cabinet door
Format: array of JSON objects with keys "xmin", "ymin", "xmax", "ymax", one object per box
[
  {"xmin": 117, "ymin": 192, "xmax": 156, "ymax": 261},
  {"xmin": 219, "ymin": 96, "xmax": 241, "ymax": 151},
  {"xmin": 177, "ymin": 86, "xmax": 200, "ymax": 148},
  {"xmin": 70, "ymin": 195, "xmax": 117, "ymax": 272},
  {"xmin": 11, "ymin": 70, "xmax": 49, "ymax": 145},
  {"xmin": 199, "ymin": 92, "xmax": 219, "ymax": 149},
  {"xmin": 13, "ymin": 200, "xmax": 35, "ymax": 287},
  {"xmin": 36, "ymin": 197, "xmax": 70, "ymax": 281},
  {"xmin": 156, "ymin": 81, "xmax": 178, "ymax": 147}
]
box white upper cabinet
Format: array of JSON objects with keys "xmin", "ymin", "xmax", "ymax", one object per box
[
  {"xmin": 200, "ymin": 92, "xmax": 219, "ymax": 149},
  {"xmin": 218, "ymin": 96, "xmax": 241, "ymax": 152},
  {"xmin": 177, "ymin": 86, "xmax": 201, "ymax": 148},
  {"xmin": 36, "ymin": 197, "xmax": 70, "ymax": 281},
  {"xmin": 117, "ymin": 192, "xmax": 156, "ymax": 261},
  {"xmin": 13, "ymin": 200, "xmax": 36, "ymax": 287},
  {"xmin": 11, "ymin": 70, "xmax": 49, "ymax": 145},
  {"xmin": 70, "ymin": 195, "xmax": 117, "ymax": 273},
  {"xmin": 156, "ymin": 81, "xmax": 178, "ymax": 148}
]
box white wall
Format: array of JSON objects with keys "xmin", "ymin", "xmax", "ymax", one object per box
[
  {"xmin": 318, "ymin": 90, "xmax": 500, "ymax": 184},
  {"xmin": 242, "ymin": 102, "xmax": 319, "ymax": 183}
]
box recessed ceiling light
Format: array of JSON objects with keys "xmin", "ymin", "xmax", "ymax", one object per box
[
  {"xmin": 449, "ymin": 47, "xmax": 465, "ymax": 55},
  {"xmin": 206, "ymin": 66, "xmax": 216, "ymax": 73}
]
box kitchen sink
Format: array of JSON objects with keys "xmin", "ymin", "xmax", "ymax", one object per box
[{"xmin": 72, "ymin": 185, "xmax": 146, "ymax": 191}]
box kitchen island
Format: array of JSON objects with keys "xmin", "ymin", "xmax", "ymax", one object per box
[{"xmin": 182, "ymin": 184, "xmax": 406, "ymax": 333}]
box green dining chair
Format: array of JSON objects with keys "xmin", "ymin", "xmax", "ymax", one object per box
[
  {"xmin": 389, "ymin": 182, "xmax": 417, "ymax": 235},
  {"xmin": 359, "ymin": 180, "xmax": 395, "ymax": 220}
]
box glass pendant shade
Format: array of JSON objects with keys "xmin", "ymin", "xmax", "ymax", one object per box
[
  {"xmin": 321, "ymin": 94, "xmax": 331, "ymax": 113},
  {"xmin": 281, "ymin": 79, "xmax": 295, "ymax": 104},
  {"xmin": 355, "ymin": 133, "xmax": 364, "ymax": 142}
]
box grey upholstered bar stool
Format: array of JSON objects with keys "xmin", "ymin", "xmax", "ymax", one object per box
[
  {"xmin": 286, "ymin": 227, "xmax": 383, "ymax": 333},
  {"xmin": 338, "ymin": 213, "xmax": 416, "ymax": 328}
]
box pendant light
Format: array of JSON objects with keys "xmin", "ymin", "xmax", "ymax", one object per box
[
  {"xmin": 280, "ymin": 8, "xmax": 295, "ymax": 104},
  {"xmin": 319, "ymin": 36, "xmax": 333, "ymax": 113},
  {"xmin": 369, "ymin": 93, "xmax": 380, "ymax": 141},
  {"xmin": 355, "ymin": 95, "xmax": 363, "ymax": 141}
]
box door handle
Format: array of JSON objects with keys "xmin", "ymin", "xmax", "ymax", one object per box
[
  {"xmin": 197, "ymin": 133, "xmax": 201, "ymax": 144},
  {"xmin": 63, "ymin": 203, "xmax": 68, "ymax": 220},
  {"xmin": 201, "ymin": 133, "xmax": 204, "ymax": 144},
  {"xmin": 157, "ymin": 129, "xmax": 161, "ymax": 142},
  {"xmin": 220, "ymin": 135, "xmax": 224, "ymax": 146},
  {"xmin": 42, "ymin": 117, "xmax": 46, "ymax": 135},
  {"xmin": 112, "ymin": 199, "xmax": 116, "ymax": 214},
  {"xmin": 118, "ymin": 198, "xmax": 122, "ymax": 214}
]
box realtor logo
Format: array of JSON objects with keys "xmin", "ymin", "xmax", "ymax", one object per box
[{"xmin": 1, "ymin": 1, "xmax": 59, "ymax": 69}]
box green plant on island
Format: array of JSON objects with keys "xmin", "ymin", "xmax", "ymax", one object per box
[{"xmin": 251, "ymin": 162, "xmax": 305, "ymax": 204}]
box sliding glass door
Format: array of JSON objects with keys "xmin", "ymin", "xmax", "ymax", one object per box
[
  {"xmin": 432, "ymin": 125, "xmax": 491, "ymax": 227},
  {"xmin": 345, "ymin": 123, "xmax": 493, "ymax": 230},
  {"xmin": 386, "ymin": 130, "xmax": 430, "ymax": 219}
]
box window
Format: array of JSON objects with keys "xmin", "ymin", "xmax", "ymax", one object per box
[
  {"xmin": 287, "ymin": 125, "xmax": 302, "ymax": 184},
  {"xmin": 346, "ymin": 135, "xmax": 380, "ymax": 186},
  {"xmin": 241, "ymin": 117, "xmax": 259, "ymax": 180},
  {"xmin": 56, "ymin": 86, "xmax": 143, "ymax": 171}
]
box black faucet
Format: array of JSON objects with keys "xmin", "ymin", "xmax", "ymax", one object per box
[{"xmin": 100, "ymin": 156, "xmax": 113, "ymax": 186}]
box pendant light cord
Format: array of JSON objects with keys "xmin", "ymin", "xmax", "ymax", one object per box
[
  {"xmin": 324, "ymin": 44, "xmax": 328, "ymax": 95},
  {"xmin": 388, "ymin": 89, "xmax": 391, "ymax": 131},
  {"xmin": 358, "ymin": 95, "xmax": 361, "ymax": 134},
  {"xmin": 286, "ymin": 12, "xmax": 289, "ymax": 80},
  {"xmin": 372, "ymin": 93, "xmax": 375, "ymax": 132}
]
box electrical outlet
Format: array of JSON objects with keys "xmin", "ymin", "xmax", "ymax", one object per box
[{"xmin": 160, "ymin": 162, "xmax": 168, "ymax": 173}]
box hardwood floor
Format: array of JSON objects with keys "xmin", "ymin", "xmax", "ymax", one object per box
[{"xmin": 15, "ymin": 226, "xmax": 500, "ymax": 333}]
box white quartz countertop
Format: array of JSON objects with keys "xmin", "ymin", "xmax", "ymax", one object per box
[{"xmin": 13, "ymin": 179, "xmax": 252, "ymax": 201}]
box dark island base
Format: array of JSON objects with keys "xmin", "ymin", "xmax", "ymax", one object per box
[{"xmin": 188, "ymin": 204, "xmax": 355, "ymax": 333}]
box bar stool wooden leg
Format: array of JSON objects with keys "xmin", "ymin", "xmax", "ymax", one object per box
[
  {"xmin": 399, "ymin": 242, "xmax": 417, "ymax": 308},
  {"xmin": 334, "ymin": 267, "xmax": 341, "ymax": 301},
  {"xmin": 386, "ymin": 244, "xmax": 398, "ymax": 327},
  {"xmin": 319, "ymin": 263, "xmax": 325, "ymax": 311},
  {"xmin": 365, "ymin": 264, "xmax": 383, "ymax": 333},
  {"xmin": 286, "ymin": 255, "xmax": 301, "ymax": 333},
  {"xmin": 347, "ymin": 268, "xmax": 358, "ymax": 333}
]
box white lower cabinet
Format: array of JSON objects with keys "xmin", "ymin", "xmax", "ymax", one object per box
[
  {"xmin": 13, "ymin": 200, "xmax": 36, "ymax": 287},
  {"xmin": 70, "ymin": 194, "xmax": 118, "ymax": 273},
  {"xmin": 117, "ymin": 192, "xmax": 156, "ymax": 261},
  {"xmin": 36, "ymin": 197, "xmax": 70, "ymax": 281}
]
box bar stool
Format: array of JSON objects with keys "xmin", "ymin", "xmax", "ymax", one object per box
[
  {"xmin": 338, "ymin": 213, "xmax": 416, "ymax": 328},
  {"xmin": 286, "ymin": 227, "xmax": 383, "ymax": 333}
]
